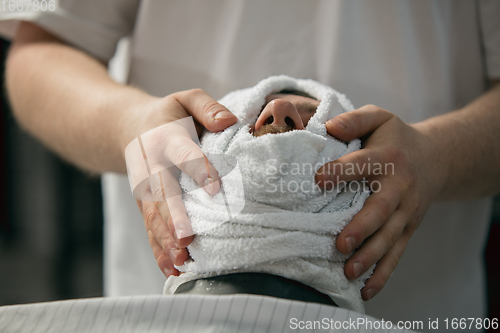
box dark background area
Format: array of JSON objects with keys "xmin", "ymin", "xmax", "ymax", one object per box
[
  {"xmin": 0, "ymin": 36, "xmax": 499, "ymax": 327},
  {"xmin": 0, "ymin": 38, "xmax": 103, "ymax": 305}
]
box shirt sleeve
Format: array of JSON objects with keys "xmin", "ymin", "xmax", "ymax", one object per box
[
  {"xmin": 0, "ymin": 0, "xmax": 139, "ymax": 62},
  {"xmin": 479, "ymin": 0, "xmax": 500, "ymax": 80}
]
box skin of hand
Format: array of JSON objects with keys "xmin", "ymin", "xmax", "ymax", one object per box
[
  {"xmin": 6, "ymin": 22, "xmax": 237, "ymax": 277},
  {"xmin": 316, "ymin": 81, "xmax": 500, "ymax": 301},
  {"xmin": 316, "ymin": 105, "xmax": 439, "ymax": 302},
  {"xmin": 125, "ymin": 90, "xmax": 238, "ymax": 277}
]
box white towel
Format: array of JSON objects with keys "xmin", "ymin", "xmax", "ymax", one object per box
[{"xmin": 164, "ymin": 75, "xmax": 372, "ymax": 313}]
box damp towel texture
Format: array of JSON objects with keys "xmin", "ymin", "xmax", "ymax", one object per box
[{"xmin": 164, "ymin": 75, "xmax": 372, "ymax": 313}]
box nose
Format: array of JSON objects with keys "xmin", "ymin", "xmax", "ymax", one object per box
[{"xmin": 254, "ymin": 99, "xmax": 306, "ymax": 133}]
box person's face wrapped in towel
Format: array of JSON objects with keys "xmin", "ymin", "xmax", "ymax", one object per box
[
  {"xmin": 250, "ymin": 90, "xmax": 319, "ymax": 137},
  {"xmin": 165, "ymin": 75, "xmax": 373, "ymax": 313}
]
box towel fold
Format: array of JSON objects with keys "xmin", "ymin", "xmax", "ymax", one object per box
[{"xmin": 164, "ymin": 75, "xmax": 372, "ymax": 313}]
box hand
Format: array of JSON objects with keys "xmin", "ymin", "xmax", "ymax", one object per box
[
  {"xmin": 121, "ymin": 89, "xmax": 237, "ymax": 277},
  {"xmin": 316, "ymin": 104, "xmax": 445, "ymax": 301}
]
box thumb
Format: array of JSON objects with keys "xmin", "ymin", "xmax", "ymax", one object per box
[
  {"xmin": 172, "ymin": 89, "xmax": 237, "ymax": 133},
  {"xmin": 325, "ymin": 104, "xmax": 394, "ymax": 141}
]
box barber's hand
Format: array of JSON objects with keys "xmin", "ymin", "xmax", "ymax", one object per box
[
  {"xmin": 122, "ymin": 89, "xmax": 237, "ymax": 277},
  {"xmin": 316, "ymin": 104, "xmax": 444, "ymax": 301}
]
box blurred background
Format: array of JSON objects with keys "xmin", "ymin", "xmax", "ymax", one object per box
[
  {"xmin": 0, "ymin": 35, "xmax": 499, "ymax": 325},
  {"xmin": 0, "ymin": 37, "xmax": 103, "ymax": 305}
]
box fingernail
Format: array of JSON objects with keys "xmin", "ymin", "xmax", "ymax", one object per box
[
  {"xmin": 174, "ymin": 218, "xmax": 193, "ymax": 240},
  {"xmin": 353, "ymin": 262, "xmax": 363, "ymax": 278},
  {"xmin": 327, "ymin": 118, "xmax": 347, "ymax": 131},
  {"xmin": 204, "ymin": 177, "xmax": 214, "ymax": 193},
  {"xmin": 176, "ymin": 228, "xmax": 187, "ymax": 239},
  {"xmin": 214, "ymin": 110, "xmax": 235, "ymax": 120},
  {"xmin": 345, "ymin": 236, "xmax": 356, "ymax": 253},
  {"xmin": 169, "ymin": 248, "xmax": 180, "ymax": 264},
  {"xmin": 203, "ymin": 177, "xmax": 220, "ymax": 195},
  {"xmin": 365, "ymin": 288, "xmax": 375, "ymax": 300},
  {"xmin": 163, "ymin": 268, "xmax": 172, "ymax": 277}
]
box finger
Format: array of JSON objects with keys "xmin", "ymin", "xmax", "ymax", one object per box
[
  {"xmin": 156, "ymin": 199, "xmax": 194, "ymax": 249},
  {"xmin": 315, "ymin": 148, "xmax": 382, "ymax": 186},
  {"xmin": 163, "ymin": 139, "xmax": 221, "ymax": 195},
  {"xmin": 147, "ymin": 230, "xmax": 179, "ymax": 277},
  {"xmin": 325, "ymin": 104, "xmax": 394, "ymax": 141},
  {"xmin": 344, "ymin": 209, "xmax": 407, "ymax": 280},
  {"xmin": 148, "ymin": 168, "xmax": 194, "ymax": 259},
  {"xmin": 148, "ymin": 168, "xmax": 182, "ymax": 201},
  {"xmin": 142, "ymin": 200, "xmax": 177, "ymax": 251},
  {"xmin": 361, "ymin": 229, "xmax": 412, "ymax": 301},
  {"xmin": 141, "ymin": 121, "xmax": 221, "ymax": 196},
  {"xmin": 143, "ymin": 199, "xmax": 190, "ymax": 267},
  {"xmin": 142, "ymin": 200, "xmax": 186, "ymax": 269},
  {"xmin": 166, "ymin": 195, "xmax": 193, "ymax": 240},
  {"xmin": 337, "ymin": 181, "xmax": 401, "ymax": 254},
  {"xmin": 150, "ymin": 168, "xmax": 194, "ymax": 240},
  {"xmin": 172, "ymin": 88, "xmax": 237, "ymax": 132}
]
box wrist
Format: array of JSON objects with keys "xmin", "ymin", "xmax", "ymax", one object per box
[
  {"xmin": 411, "ymin": 120, "xmax": 452, "ymax": 202},
  {"xmin": 114, "ymin": 88, "xmax": 163, "ymax": 162}
]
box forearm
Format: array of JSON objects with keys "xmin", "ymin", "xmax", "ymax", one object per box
[
  {"xmin": 5, "ymin": 22, "xmax": 159, "ymax": 174},
  {"xmin": 414, "ymin": 81, "xmax": 500, "ymax": 201}
]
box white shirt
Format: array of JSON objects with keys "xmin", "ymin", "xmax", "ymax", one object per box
[{"xmin": 1, "ymin": 0, "xmax": 499, "ymax": 329}]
